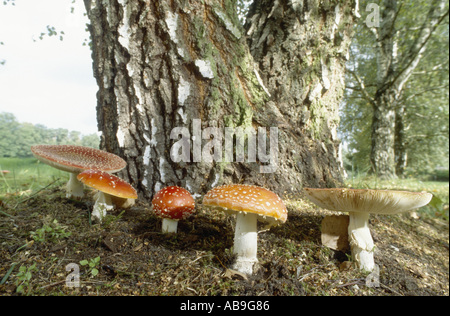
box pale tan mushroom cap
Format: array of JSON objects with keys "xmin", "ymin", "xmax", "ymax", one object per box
[
  {"xmin": 31, "ymin": 145, "xmax": 126, "ymax": 174},
  {"xmin": 203, "ymin": 184, "xmax": 288, "ymax": 225},
  {"xmin": 303, "ymin": 188, "xmax": 433, "ymax": 215}
]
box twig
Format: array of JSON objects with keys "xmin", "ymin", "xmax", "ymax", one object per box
[
  {"xmin": 40, "ymin": 279, "xmax": 67, "ymax": 289},
  {"xmin": 379, "ymin": 282, "xmax": 403, "ymax": 296},
  {"xmin": 335, "ymin": 278, "xmax": 365, "ymax": 288}
]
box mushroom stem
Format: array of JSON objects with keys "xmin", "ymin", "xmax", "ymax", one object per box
[
  {"xmin": 232, "ymin": 212, "xmax": 258, "ymax": 275},
  {"xmin": 348, "ymin": 211, "xmax": 375, "ymax": 272},
  {"xmin": 162, "ymin": 218, "xmax": 179, "ymax": 233},
  {"xmin": 66, "ymin": 173, "xmax": 85, "ymax": 198},
  {"xmin": 92, "ymin": 191, "xmax": 114, "ymax": 222}
]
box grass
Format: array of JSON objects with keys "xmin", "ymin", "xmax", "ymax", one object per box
[
  {"xmin": 0, "ymin": 157, "xmax": 69, "ymax": 196},
  {"xmin": 346, "ymin": 174, "xmax": 449, "ymax": 220}
]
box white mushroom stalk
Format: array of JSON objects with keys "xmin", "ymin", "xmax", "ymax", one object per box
[
  {"xmin": 66, "ymin": 172, "xmax": 85, "ymax": 198},
  {"xmin": 161, "ymin": 218, "xmax": 180, "ymax": 233},
  {"xmin": 303, "ymin": 188, "xmax": 433, "ymax": 272},
  {"xmin": 92, "ymin": 191, "xmax": 114, "ymax": 222},
  {"xmin": 233, "ymin": 212, "xmax": 258, "ymax": 275},
  {"xmin": 348, "ymin": 211, "xmax": 375, "ymax": 272}
]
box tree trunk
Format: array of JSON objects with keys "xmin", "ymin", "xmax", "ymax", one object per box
[
  {"xmin": 371, "ymin": 91, "xmax": 397, "ymax": 178},
  {"xmin": 83, "ymin": 0, "xmax": 356, "ymax": 202},
  {"xmin": 368, "ymin": 0, "xmax": 447, "ymax": 178},
  {"xmin": 368, "ymin": 0, "xmax": 399, "ymax": 179},
  {"xmin": 246, "ymin": 0, "xmax": 356, "ymax": 190},
  {"xmin": 394, "ymin": 103, "xmax": 407, "ymax": 177}
]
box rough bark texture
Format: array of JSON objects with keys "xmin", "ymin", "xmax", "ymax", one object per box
[
  {"xmin": 84, "ymin": 0, "xmax": 356, "ymax": 202},
  {"xmin": 369, "ymin": 0, "xmax": 399, "ymax": 179},
  {"xmin": 394, "ymin": 103, "xmax": 407, "ymax": 176},
  {"xmin": 245, "ymin": 0, "xmax": 356, "ymax": 189}
]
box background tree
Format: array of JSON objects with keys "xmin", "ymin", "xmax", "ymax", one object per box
[
  {"xmin": 82, "ymin": 0, "xmax": 357, "ymax": 202},
  {"xmin": 0, "ymin": 112, "xmax": 99, "ymax": 157},
  {"xmin": 341, "ymin": 0, "xmax": 449, "ymax": 178}
]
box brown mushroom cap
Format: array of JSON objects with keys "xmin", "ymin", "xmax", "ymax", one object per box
[
  {"xmin": 31, "ymin": 145, "xmax": 126, "ymax": 174},
  {"xmin": 77, "ymin": 170, "xmax": 137, "ymax": 199},
  {"xmin": 152, "ymin": 186, "xmax": 195, "ymax": 220},
  {"xmin": 303, "ymin": 188, "xmax": 433, "ymax": 215},
  {"xmin": 203, "ymin": 184, "xmax": 287, "ymax": 225}
]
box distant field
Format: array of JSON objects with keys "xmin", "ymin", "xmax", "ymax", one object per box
[{"xmin": 0, "ymin": 157, "xmax": 69, "ymax": 195}]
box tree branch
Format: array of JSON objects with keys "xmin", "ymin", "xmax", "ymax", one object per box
[
  {"xmin": 348, "ymin": 70, "xmax": 376, "ymax": 106},
  {"xmin": 391, "ymin": 0, "xmax": 448, "ymax": 92},
  {"xmin": 401, "ymin": 84, "xmax": 449, "ymax": 102}
]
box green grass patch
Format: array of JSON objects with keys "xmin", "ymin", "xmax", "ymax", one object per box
[
  {"xmin": 0, "ymin": 157, "xmax": 68, "ymax": 196},
  {"xmin": 346, "ymin": 175, "xmax": 449, "ymax": 220}
]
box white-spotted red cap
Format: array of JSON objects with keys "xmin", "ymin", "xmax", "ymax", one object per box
[
  {"xmin": 77, "ymin": 170, "xmax": 137, "ymax": 199},
  {"xmin": 202, "ymin": 184, "xmax": 288, "ymax": 225},
  {"xmin": 31, "ymin": 145, "xmax": 126, "ymax": 174},
  {"xmin": 303, "ymin": 188, "xmax": 433, "ymax": 215},
  {"xmin": 152, "ymin": 186, "xmax": 195, "ymax": 220}
]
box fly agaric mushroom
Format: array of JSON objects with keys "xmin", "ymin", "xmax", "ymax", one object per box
[
  {"xmin": 303, "ymin": 188, "xmax": 433, "ymax": 272},
  {"xmin": 31, "ymin": 145, "xmax": 126, "ymax": 198},
  {"xmin": 151, "ymin": 186, "xmax": 195, "ymax": 233},
  {"xmin": 77, "ymin": 169, "xmax": 137, "ymax": 222},
  {"xmin": 203, "ymin": 184, "xmax": 287, "ymax": 276}
]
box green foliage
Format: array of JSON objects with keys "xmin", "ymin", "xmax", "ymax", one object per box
[
  {"xmin": 346, "ymin": 175, "xmax": 449, "ymax": 221},
  {"xmin": 340, "ymin": 0, "xmax": 449, "ymax": 177},
  {"xmin": 37, "ymin": 25, "xmax": 65, "ymax": 42},
  {"xmin": 30, "ymin": 219, "xmax": 71, "ymax": 243},
  {"xmin": 15, "ymin": 263, "xmax": 38, "ymax": 295},
  {"xmin": 0, "ymin": 157, "xmax": 68, "ymax": 195},
  {"xmin": 80, "ymin": 256, "xmax": 101, "ymax": 278},
  {"xmin": 2, "ymin": 0, "xmax": 15, "ymax": 6},
  {"xmin": 0, "ymin": 112, "xmax": 100, "ymax": 158}
]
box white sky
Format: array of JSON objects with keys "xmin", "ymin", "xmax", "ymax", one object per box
[{"xmin": 0, "ymin": 0, "xmax": 98, "ymax": 135}]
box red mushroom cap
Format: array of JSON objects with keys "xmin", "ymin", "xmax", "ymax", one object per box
[
  {"xmin": 31, "ymin": 145, "xmax": 126, "ymax": 174},
  {"xmin": 77, "ymin": 170, "xmax": 137, "ymax": 199},
  {"xmin": 152, "ymin": 186, "xmax": 195, "ymax": 220}
]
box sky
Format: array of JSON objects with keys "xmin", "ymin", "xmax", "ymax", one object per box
[{"xmin": 0, "ymin": 0, "xmax": 99, "ymax": 135}]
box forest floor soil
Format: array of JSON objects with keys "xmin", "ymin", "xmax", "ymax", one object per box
[{"xmin": 1, "ymin": 187, "xmax": 448, "ymax": 296}]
